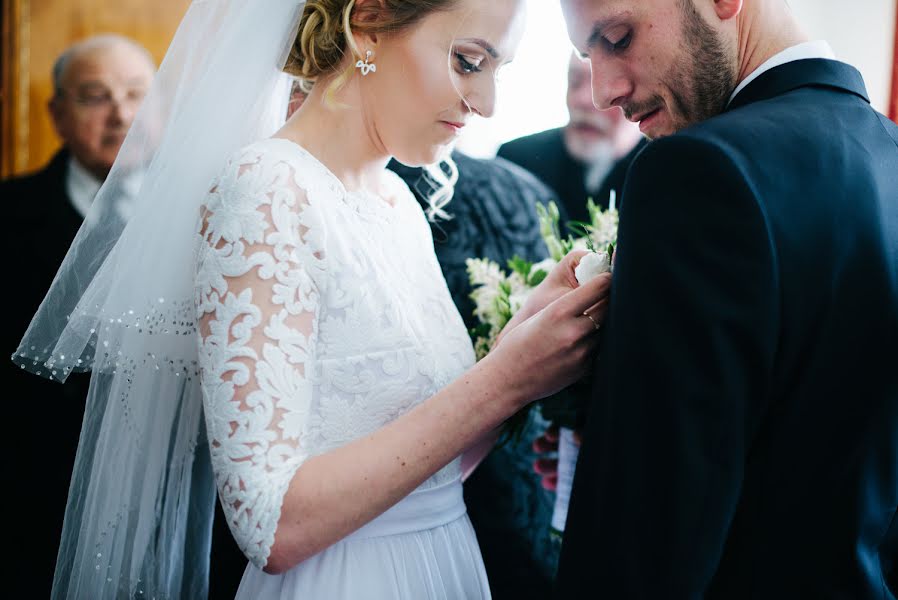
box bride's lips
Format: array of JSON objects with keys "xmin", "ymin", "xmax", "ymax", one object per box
[{"xmin": 440, "ymin": 120, "xmax": 466, "ymax": 134}]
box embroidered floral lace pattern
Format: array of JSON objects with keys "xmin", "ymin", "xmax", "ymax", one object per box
[{"xmin": 195, "ymin": 139, "xmax": 475, "ymax": 569}]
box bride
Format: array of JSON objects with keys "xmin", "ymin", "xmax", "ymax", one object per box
[{"xmin": 15, "ymin": 0, "xmax": 610, "ymax": 598}]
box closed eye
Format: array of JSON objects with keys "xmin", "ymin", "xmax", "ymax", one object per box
[
  {"xmin": 455, "ymin": 52, "xmax": 483, "ymax": 74},
  {"xmin": 604, "ymin": 31, "xmax": 632, "ymax": 52}
]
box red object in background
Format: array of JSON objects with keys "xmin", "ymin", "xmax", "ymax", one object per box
[{"xmin": 891, "ymin": 6, "xmax": 897, "ymax": 122}]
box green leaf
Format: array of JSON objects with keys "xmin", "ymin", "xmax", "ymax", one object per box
[
  {"xmin": 566, "ymin": 220, "xmax": 592, "ymax": 239},
  {"xmin": 469, "ymin": 323, "xmax": 491, "ymax": 339},
  {"xmin": 528, "ymin": 269, "xmax": 548, "ymax": 287},
  {"xmin": 560, "ymin": 237, "xmax": 576, "ymax": 255},
  {"xmin": 507, "ymin": 256, "xmax": 533, "ymax": 278},
  {"xmin": 566, "ymin": 220, "xmax": 597, "ymax": 253},
  {"xmin": 587, "ymin": 197, "xmax": 601, "ymax": 225},
  {"xmin": 537, "ymin": 201, "xmax": 567, "ymax": 262}
]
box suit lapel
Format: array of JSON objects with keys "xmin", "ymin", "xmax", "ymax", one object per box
[{"xmin": 728, "ymin": 58, "xmax": 869, "ymax": 112}]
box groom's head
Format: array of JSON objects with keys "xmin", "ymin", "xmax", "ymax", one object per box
[{"xmin": 561, "ymin": 0, "xmax": 745, "ymax": 139}]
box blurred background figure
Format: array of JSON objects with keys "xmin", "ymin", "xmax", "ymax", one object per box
[
  {"xmin": 3, "ymin": 34, "xmax": 155, "ymax": 214},
  {"xmin": 1, "ymin": 33, "xmax": 154, "ymax": 596},
  {"xmin": 390, "ymin": 153, "xmax": 561, "ymax": 598},
  {"xmin": 497, "ymin": 54, "xmax": 644, "ymax": 226}
]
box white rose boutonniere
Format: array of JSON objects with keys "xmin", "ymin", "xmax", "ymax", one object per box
[{"xmin": 574, "ymin": 249, "xmax": 611, "ymax": 285}]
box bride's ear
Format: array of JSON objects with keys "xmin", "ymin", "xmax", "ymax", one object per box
[{"xmin": 350, "ymin": 0, "xmax": 388, "ymax": 48}]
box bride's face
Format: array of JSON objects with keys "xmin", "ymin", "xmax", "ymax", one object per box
[{"xmin": 359, "ymin": 0, "xmax": 526, "ymax": 166}]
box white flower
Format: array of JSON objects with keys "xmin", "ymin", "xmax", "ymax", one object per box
[
  {"xmin": 466, "ymin": 258, "xmax": 503, "ymax": 288},
  {"xmin": 530, "ymin": 258, "xmax": 557, "ymax": 278},
  {"xmin": 571, "ymin": 237, "xmax": 590, "ymax": 252},
  {"xmin": 508, "ymin": 288, "xmax": 536, "ymax": 315},
  {"xmin": 467, "ymin": 258, "xmax": 507, "ymax": 326},
  {"xmin": 590, "ymin": 208, "xmax": 619, "ymax": 249},
  {"xmin": 575, "ymin": 251, "xmax": 611, "ymax": 285}
]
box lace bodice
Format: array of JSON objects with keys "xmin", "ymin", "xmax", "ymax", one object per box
[{"xmin": 194, "ymin": 138, "xmax": 475, "ymax": 569}]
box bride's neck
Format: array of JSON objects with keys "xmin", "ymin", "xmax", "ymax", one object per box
[{"xmin": 277, "ymin": 77, "xmax": 391, "ymax": 193}]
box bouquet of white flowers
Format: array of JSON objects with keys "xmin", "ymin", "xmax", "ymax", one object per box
[
  {"xmin": 467, "ymin": 198, "xmax": 618, "ymax": 362},
  {"xmin": 466, "ymin": 197, "xmax": 618, "ymax": 537}
]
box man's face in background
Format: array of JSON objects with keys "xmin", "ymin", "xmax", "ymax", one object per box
[{"xmin": 563, "ymin": 54, "xmax": 635, "ymax": 162}]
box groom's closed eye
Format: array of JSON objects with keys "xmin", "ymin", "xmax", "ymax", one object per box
[{"xmin": 584, "ymin": 18, "xmax": 634, "ymax": 56}]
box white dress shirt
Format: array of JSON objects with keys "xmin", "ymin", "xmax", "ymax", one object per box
[
  {"xmin": 728, "ymin": 40, "xmax": 836, "ymax": 106},
  {"xmin": 66, "ymin": 156, "xmax": 143, "ymax": 223},
  {"xmin": 66, "ymin": 157, "xmax": 103, "ymax": 219}
]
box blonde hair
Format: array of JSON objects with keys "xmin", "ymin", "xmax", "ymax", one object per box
[
  {"xmin": 285, "ymin": 0, "xmax": 462, "ymax": 221},
  {"xmin": 285, "ymin": 0, "xmax": 458, "ymax": 97}
]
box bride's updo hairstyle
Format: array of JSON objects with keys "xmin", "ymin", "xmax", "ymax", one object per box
[
  {"xmin": 286, "ymin": 0, "xmax": 457, "ymax": 95},
  {"xmin": 285, "ymin": 0, "xmax": 461, "ymax": 222}
]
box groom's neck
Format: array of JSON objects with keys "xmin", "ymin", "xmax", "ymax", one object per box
[{"xmin": 734, "ymin": 0, "xmax": 810, "ymax": 88}]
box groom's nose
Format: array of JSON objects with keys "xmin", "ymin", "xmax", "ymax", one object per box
[{"xmin": 588, "ymin": 57, "xmax": 632, "ymax": 111}]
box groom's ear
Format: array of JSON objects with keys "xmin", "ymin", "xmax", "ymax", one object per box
[{"xmin": 712, "ymin": 0, "xmax": 743, "ymax": 21}]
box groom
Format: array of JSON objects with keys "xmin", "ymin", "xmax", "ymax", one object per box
[{"xmin": 555, "ymin": 0, "xmax": 898, "ymax": 597}]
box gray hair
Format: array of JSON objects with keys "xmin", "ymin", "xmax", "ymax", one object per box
[{"xmin": 52, "ymin": 34, "xmax": 155, "ymax": 97}]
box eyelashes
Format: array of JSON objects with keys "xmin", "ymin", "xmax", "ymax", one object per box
[
  {"xmin": 454, "ymin": 52, "xmax": 483, "ymax": 74},
  {"xmin": 604, "ymin": 30, "xmax": 632, "ymax": 53},
  {"xmin": 610, "ymin": 31, "xmax": 632, "ymax": 51}
]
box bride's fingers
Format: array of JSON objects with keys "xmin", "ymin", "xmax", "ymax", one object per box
[
  {"xmin": 557, "ymin": 249, "xmax": 590, "ymax": 287},
  {"xmin": 555, "ymin": 272, "xmax": 612, "ymax": 317},
  {"xmin": 582, "ymin": 297, "xmax": 610, "ymax": 327}
]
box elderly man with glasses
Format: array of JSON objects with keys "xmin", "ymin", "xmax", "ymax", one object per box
[{"xmin": 1, "ymin": 33, "xmax": 155, "ymax": 596}]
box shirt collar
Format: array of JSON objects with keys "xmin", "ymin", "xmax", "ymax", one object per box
[
  {"xmin": 66, "ymin": 156, "xmax": 103, "ymax": 219},
  {"xmin": 65, "ymin": 155, "xmax": 144, "ymax": 223},
  {"xmin": 728, "ymin": 40, "xmax": 836, "ymax": 106}
]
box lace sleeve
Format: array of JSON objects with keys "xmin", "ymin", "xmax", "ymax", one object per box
[{"xmin": 194, "ymin": 151, "xmax": 327, "ymax": 569}]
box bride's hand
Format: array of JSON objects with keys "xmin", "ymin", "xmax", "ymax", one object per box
[
  {"xmin": 496, "ymin": 250, "xmax": 590, "ymax": 346},
  {"xmin": 485, "ymin": 270, "xmax": 612, "ymax": 405}
]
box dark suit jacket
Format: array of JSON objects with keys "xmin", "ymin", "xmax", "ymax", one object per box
[
  {"xmin": 390, "ymin": 152, "xmax": 562, "ymax": 599},
  {"xmin": 557, "ymin": 59, "xmax": 898, "ymax": 599},
  {"xmin": 497, "ymin": 127, "xmax": 645, "ymax": 225},
  {"xmin": 2, "ymin": 150, "xmax": 92, "ymax": 595}
]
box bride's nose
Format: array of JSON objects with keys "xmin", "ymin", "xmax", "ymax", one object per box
[{"xmin": 462, "ymin": 78, "xmax": 497, "ymax": 118}]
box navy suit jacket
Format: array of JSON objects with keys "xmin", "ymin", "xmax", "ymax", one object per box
[{"xmin": 556, "ymin": 59, "xmax": 898, "ymax": 598}]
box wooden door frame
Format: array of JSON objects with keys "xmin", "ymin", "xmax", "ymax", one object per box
[{"xmin": 1, "ymin": 0, "xmax": 31, "ymax": 178}]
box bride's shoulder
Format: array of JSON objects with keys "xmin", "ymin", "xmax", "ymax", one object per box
[
  {"xmin": 205, "ymin": 138, "xmax": 336, "ymax": 224},
  {"xmin": 223, "ymin": 137, "xmax": 321, "ymax": 175},
  {"xmin": 211, "ymin": 138, "xmax": 334, "ymax": 198}
]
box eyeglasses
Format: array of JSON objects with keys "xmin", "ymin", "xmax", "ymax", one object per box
[{"xmin": 59, "ymin": 87, "xmax": 148, "ymax": 111}]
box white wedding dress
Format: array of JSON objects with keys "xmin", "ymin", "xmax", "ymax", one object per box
[{"xmin": 194, "ymin": 138, "xmax": 490, "ymax": 598}]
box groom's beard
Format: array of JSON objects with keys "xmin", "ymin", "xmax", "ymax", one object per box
[
  {"xmin": 624, "ymin": 0, "xmax": 736, "ymax": 138},
  {"xmin": 677, "ymin": 0, "xmax": 737, "ymax": 127}
]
